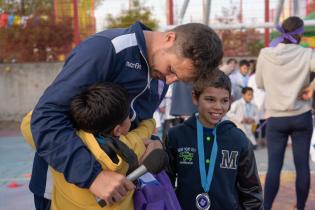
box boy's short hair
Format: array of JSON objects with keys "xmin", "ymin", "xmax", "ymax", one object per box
[
  {"xmin": 226, "ymin": 58, "xmax": 237, "ymax": 64},
  {"xmin": 70, "ymin": 83, "xmax": 129, "ymax": 135},
  {"xmin": 239, "ymin": 59, "xmax": 250, "ymax": 67},
  {"xmin": 170, "ymin": 23, "xmax": 223, "ymax": 79},
  {"xmin": 242, "ymin": 87, "xmax": 253, "ymax": 94},
  {"xmin": 193, "ymin": 69, "xmax": 231, "ymax": 98}
]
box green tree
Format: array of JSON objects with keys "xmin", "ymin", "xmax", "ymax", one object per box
[
  {"xmin": 105, "ymin": 0, "xmax": 158, "ymax": 30},
  {"xmin": 215, "ymin": 4, "xmax": 264, "ymax": 57},
  {"xmin": 0, "ymin": 0, "xmax": 52, "ymax": 15}
]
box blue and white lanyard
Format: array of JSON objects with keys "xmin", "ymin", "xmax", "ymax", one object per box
[{"xmin": 196, "ymin": 117, "xmax": 218, "ymax": 193}]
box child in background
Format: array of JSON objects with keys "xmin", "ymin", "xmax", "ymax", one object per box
[
  {"xmin": 227, "ymin": 87, "xmax": 260, "ymax": 148},
  {"xmin": 21, "ymin": 83, "xmax": 180, "ymax": 210},
  {"xmin": 229, "ymin": 59, "xmax": 250, "ymax": 101},
  {"xmin": 165, "ymin": 70, "xmax": 263, "ymax": 210}
]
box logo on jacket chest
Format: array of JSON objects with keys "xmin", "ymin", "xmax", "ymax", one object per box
[
  {"xmin": 177, "ymin": 147, "xmax": 196, "ymax": 165},
  {"xmin": 220, "ymin": 150, "xmax": 239, "ymax": 169},
  {"xmin": 126, "ymin": 61, "xmax": 142, "ymax": 70}
]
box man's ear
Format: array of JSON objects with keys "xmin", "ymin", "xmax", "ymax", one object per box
[
  {"xmin": 112, "ymin": 125, "xmax": 121, "ymax": 137},
  {"xmin": 164, "ymin": 31, "xmax": 176, "ymax": 47}
]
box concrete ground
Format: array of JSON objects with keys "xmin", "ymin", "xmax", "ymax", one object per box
[{"xmin": 1, "ymin": 122, "xmax": 315, "ymax": 210}]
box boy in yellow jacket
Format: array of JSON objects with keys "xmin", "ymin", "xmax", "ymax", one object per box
[{"xmin": 21, "ymin": 83, "xmax": 156, "ymax": 210}]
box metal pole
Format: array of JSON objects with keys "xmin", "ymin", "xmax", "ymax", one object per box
[
  {"xmin": 203, "ymin": 0, "xmax": 211, "ymax": 25},
  {"xmin": 239, "ymin": 0, "xmax": 243, "ymax": 23},
  {"xmin": 53, "ymin": 0, "xmax": 58, "ymax": 23},
  {"xmin": 274, "ymin": 0, "xmax": 285, "ymax": 25},
  {"xmin": 73, "ymin": 0, "xmax": 80, "ymax": 45},
  {"xmin": 178, "ymin": 0, "xmax": 190, "ymax": 24},
  {"xmin": 164, "ymin": 20, "xmax": 315, "ymax": 30},
  {"xmin": 167, "ymin": 0, "xmax": 174, "ymax": 25},
  {"xmin": 264, "ymin": 0, "xmax": 270, "ymax": 47},
  {"xmin": 293, "ymin": 0, "xmax": 300, "ymax": 16}
]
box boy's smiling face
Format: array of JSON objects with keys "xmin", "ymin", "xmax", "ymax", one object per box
[{"xmin": 193, "ymin": 87, "xmax": 231, "ymax": 128}]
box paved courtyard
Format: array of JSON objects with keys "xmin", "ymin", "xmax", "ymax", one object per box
[{"xmin": 1, "ymin": 125, "xmax": 315, "ymax": 210}]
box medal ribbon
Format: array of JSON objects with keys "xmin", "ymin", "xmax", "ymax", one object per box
[{"xmin": 196, "ymin": 116, "xmax": 218, "ymax": 193}]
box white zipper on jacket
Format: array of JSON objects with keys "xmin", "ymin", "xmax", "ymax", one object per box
[{"xmin": 130, "ymin": 50, "xmax": 151, "ymax": 122}]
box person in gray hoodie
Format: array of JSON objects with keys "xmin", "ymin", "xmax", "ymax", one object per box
[{"xmin": 256, "ymin": 16, "xmax": 315, "ymax": 210}]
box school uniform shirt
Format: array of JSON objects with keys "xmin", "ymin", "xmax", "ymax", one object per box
[
  {"xmin": 227, "ymin": 98, "xmax": 260, "ymax": 145},
  {"xmin": 165, "ymin": 115, "xmax": 263, "ymax": 210},
  {"xmin": 29, "ymin": 21, "xmax": 168, "ymax": 198},
  {"xmin": 229, "ymin": 70, "xmax": 249, "ymax": 101},
  {"xmin": 21, "ymin": 111, "xmax": 156, "ymax": 210}
]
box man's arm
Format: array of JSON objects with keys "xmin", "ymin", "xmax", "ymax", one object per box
[
  {"xmin": 237, "ymin": 141, "xmax": 263, "ymax": 210},
  {"xmin": 31, "ymin": 37, "xmax": 115, "ymax": 187}
]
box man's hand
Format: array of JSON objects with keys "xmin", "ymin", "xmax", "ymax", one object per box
[
  {"xmin": 299, "ymin": 85, "xmax": 313, "ymax": 100},
  {"xmin": 89, "ymin": 170, "xmax": 135, "ymax": 205},
  {"xmin": 139, "ymin": 139, "xmax": 163, "ymax": 163}
]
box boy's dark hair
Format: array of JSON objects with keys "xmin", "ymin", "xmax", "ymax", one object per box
[
  {"xmin": 226, "ymin": 58, "xmax": 237, "ymax": 64},
  {"xmin": 193, "ymin": 69, "xmax": 231, "ymax": 98},
  {"xmin": 70, "ymin": 83, "xmax": 129, "ymax": 135},
  {"xmin": 239, "ymin": 59, "xmax": 250, "ymax": 68},
  {"xmin": 242, "ymin": 87, "xmax": 253, "ymax": 94},
  {"xmin": 170, "ymin": 23, "xmax": 223, "ymax": 80},
  {"xmin": 282, "ymin": 16, "xmax": 304, "ymax": 44}
]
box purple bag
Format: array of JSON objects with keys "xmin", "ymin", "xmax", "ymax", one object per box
[{"xmin": 133, "ymin": 170, "xmax": 182, "ymax": 210}]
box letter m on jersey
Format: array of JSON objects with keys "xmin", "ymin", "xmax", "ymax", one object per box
[{"xmin": 220, "ymin": 150, "xmax": 238, "ymax": 169}]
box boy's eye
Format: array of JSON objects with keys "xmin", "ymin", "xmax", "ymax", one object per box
[
  {"xmin": 205, "ymin": 98, "xmax": 215, "ymax": 102},
  {"xmin": 223, "ymin": 99, "xmax": 230, "ymax": 103}
]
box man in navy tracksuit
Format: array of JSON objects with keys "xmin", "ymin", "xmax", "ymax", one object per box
[
  {"xmin": 165, "ymin": 70, "xmax": 263, "ymax": 210},
  {"xmin": 29, "ymin": 21, "xmax": 223, "ymax": 209}
]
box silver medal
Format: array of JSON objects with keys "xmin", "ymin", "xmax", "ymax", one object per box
[{"xmin": 196, "ymin": 193, "xmax": 211, "ymax": 210}]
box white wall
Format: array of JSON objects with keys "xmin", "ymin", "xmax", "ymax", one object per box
[{"xmin": 0, "ymin": 63, "xmax": 62, "ymax": 121}]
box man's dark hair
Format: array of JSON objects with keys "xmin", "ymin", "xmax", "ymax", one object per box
[
  {"xmin": 242, "ymin": 87, "xmax": 253, "ymax": 94},
  {"xmin": 70, "ymin": 83, "xmax": 129, "ymax": 135},
  {"xmin": 239, "ymin": 59, "xmax": 250, "ymax": 68},
  {"xmin": 281, "ymin": 16, "xmax": 304, "ymax": 44},
  {"xmin": 170, "ymin": 23, "xmax": 223, "ymax": 80},
  {"xmin": 227, "ymin": 58, "xmax": 237, "ymax": 64},
  {"xmin": 193, "ymin": 69, "xmax": 231, "ymax": 98}
]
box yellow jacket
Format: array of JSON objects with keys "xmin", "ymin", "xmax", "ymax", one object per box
[{"xmin": 21, "ymin": 111, "xmax": 155, "ymax": 210}]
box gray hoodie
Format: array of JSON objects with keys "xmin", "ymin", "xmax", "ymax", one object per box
[{"xmin": 256, "ymin": 43, "xmax": 315, "ymax": 117}]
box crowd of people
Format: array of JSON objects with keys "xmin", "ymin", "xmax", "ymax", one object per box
[{"xmin": 19, "ymin": 16, "xmax": 315, "ymax": 210}]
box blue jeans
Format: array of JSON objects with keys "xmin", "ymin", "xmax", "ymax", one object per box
[{"xmin": 264, "ymin": 111, "xmax": 313, "ymax": 210}]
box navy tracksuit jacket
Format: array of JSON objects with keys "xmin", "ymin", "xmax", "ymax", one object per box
[
  {"xmin": 30, "ymin": 22, "xmax": 168, "ymax": 197},
  {"xmin": 165, "ymin": 115, "xmax": 263, "ymax": 210}
]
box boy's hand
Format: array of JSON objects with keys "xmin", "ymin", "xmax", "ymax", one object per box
[
  {"xmin": 299, "ymin": 85, "xmax": 313, "ymax": 100},
  {"xmin": 89, "ymin": 170, "xmax": 135, "ymax": 205},
  {"xmin": 241, "ymin": 118, "xmax": 248, "ymax": 124},
  {"xmin": 247, "ymin": 118, "xmax": 255, "ymax": 124},
  {"xmin": 139, "ymin": 139, "xmax": 163, "ymax": 163}
]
